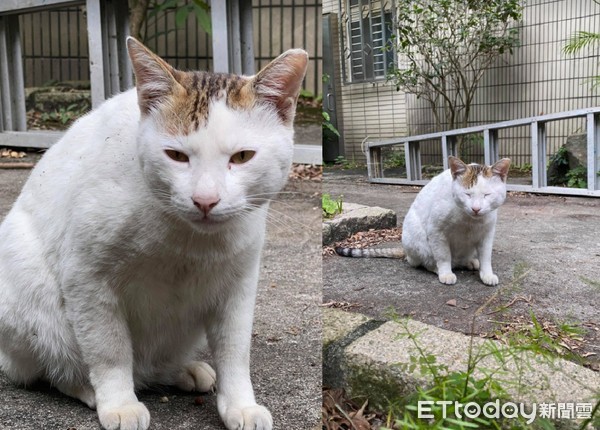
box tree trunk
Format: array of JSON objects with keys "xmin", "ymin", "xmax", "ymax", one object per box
[{"xmin": 129, "ymin": 0, "xmax": 150, "ymax": 41}]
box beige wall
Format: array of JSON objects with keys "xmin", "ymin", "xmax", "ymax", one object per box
[{"xmin": 323, "ymin": 0, "xmax": 408, "ymax": 163}]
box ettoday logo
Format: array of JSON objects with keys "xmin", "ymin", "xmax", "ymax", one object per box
[{"xmin": 418, "ymin": 400, "xmax": 536, "ymax": 424}]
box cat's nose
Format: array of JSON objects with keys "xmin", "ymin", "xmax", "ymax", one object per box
[
  {"xmin": 472, "ymin": 207, "xmax": 481, "ymax": 215},
  {"xmin": 192, "ymin": 196, "xmax": 221, "ymax": 215}
]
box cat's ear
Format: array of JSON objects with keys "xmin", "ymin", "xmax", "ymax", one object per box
[
  {"xmin": 491, "ymin": 158, "xmax": 511, "ymax": 182},
  {"xmin": 252, "ymin": 49, "xmax": 309, "ymax": 124},
  {"xmin": 127, "ymin": 37, "xmax": 181, "ymax": 115},
  {"xmin": 449, "ymin": 156, "xmax": 467, "ymax": 179}
]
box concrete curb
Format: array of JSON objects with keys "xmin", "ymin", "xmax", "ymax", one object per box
[
  {"xmin": 322, "ymin": 202, "xmax": 396, "ymax": 245},
  {"xmin": 323, "ymin": 308, "xmax": 599, "ymax": 420}
]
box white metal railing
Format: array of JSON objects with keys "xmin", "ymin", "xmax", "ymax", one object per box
[{"xmin": 365, "ymin": 107, "xmax": 600, "ymax": 197}]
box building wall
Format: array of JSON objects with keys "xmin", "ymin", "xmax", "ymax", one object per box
[
  {"xmin": 323, "ymin": 0, "xmax": 408, "ymax": 163},
  {"xmin": 328, "ymin": 0, "xmax": 600, "ymax": 166}
]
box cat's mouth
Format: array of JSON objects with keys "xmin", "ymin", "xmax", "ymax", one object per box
[
  {"xmin": 188, "ymin": 211, "xmax": 235, "ymax": 227},
  {"xmin": 194, "ymin": 215, "xmax": 226, "ymax": 225}
]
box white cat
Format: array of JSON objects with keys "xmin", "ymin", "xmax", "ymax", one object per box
[
  {"xmin": 335, "ymin": 156, "xmax": 510, "ymax": 286},
  {"xmin": 0, "ymin": 37, "xmax": 307, "ymax": 430},
  {"xmin": 402, "ymin": 156, "xmax": 511, "ymax": 286}
]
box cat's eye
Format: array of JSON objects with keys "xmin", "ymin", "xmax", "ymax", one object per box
[
  {"xmin": 230, "ymin": 150, "xmax": 256, "ymax": 165},
  {"xmin": 165, "ymin": 150, "xmax": 189, "ymax": 163}
]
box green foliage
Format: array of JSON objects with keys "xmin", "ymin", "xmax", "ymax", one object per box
[
  {"xmin": 378, "ymin": 306, "xmax": 600, "ymax": 430},
  {"xmin": 381, "ymin": 317, "xmax": 559, "ymax": 430},
  {"xmin": 331, "ymin": 155, "xmax": 363, "ymax": 170},
  {"xmin": 563, "ymin": 30, "xmax": 600, "ymax": 55},
  {"xmin": 548, "ymin": 147, "xmax": 591, "ymax": 189},
  {"xmin": 147, "ymin": 0, "xmax": 211, "ymax": 40},
  {"xmin": 322, "ymin": 111, "xmax": 340, "ymax": 137},
  {"xmin": 566, "ymin": 166, "xmax": 588, "ymax": 189},
  {"xmin": 563, "ymin": 2, "xmax": 600, "ymax": 89},
  {"xmin": 40, "ymin": 103, "xmax": 88, "ymax": 128},
  {"xmin": 513, "ymin": 163, "xmax": 532, "ymax": 174},
  {"xmin": 549, "ymin": 146, "xmax": 569, "ymax": 167},
  {"xmin": 384, "ymin": 150, "xmax": 406, "ymax": 169},
  {"xmin": 387, "ymin": 0, "xmax": 523, "ymax": 130},
  {"xmin": 322, "ymin": 194, "xmax": 343, "ymax": 219}
]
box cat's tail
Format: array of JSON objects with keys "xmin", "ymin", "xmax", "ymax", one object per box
[{"xmin": 334, "ymin": 247, "xmax": 405, "ymax": 259}]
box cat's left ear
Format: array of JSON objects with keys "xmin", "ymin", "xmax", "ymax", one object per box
[
  {"xmin": 252, "ymin": 49, "xmax": 309, "ymax": 124},
  {"xmin": 491, "ymin": 158, "xmax": 511, "ymax": 182},
  {"xmin": 127, "ymin": 37, "xmax": 182, "ymax": 115}
]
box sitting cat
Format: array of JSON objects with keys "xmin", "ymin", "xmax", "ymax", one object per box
[
  {"xmin": 336, "ymin": 156, "xmax": 510, "ymax": 286},
  {"xmin": 0, "ymin": 37, "xmax": 307, "ymax": 430}
]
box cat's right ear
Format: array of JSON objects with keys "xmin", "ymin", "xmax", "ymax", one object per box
[
  {"xmin": 127, "ymin": 37, "xmax": 180, "ymax": 115},
  {"xmin": 449, "ymin": 156, "xmax": 467, "ymax": 178}
]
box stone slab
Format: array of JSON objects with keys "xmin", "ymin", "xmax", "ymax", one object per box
[{"xmin": 322, "ymin": 202, "xmax": 397, "ymax": 245}]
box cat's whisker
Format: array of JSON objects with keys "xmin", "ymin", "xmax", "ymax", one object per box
[{"xmin": 243, "ymin": 204, "xmax": 311, "ymax": 234}]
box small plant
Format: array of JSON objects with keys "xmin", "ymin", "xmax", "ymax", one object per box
[
  {"xmin": 322, "ymin": 194, "xmax": 343, "ymax": 219},
  {"xmin": 516, "ymin": 163, "xmax": 533, "ymax": 174},
  {"xmin": 384, "ymin": 150, "xmax": 406, "ymax": 169},
  {"xmin": 548, "ymin": 146, "xmax": 590, "ymax": 188},
  {"xmin": 331, "ymin": 155, "xmax": 363, "ymax": 170},
  {"xmin": 40, "ymin": 103, "xmax": 88, "ymax": 128},
  {"xmin": 147, "ymin": 0, "xmax": 211, "ymax": 37},
  {"xmin": 382, "ymin": 318, "xmax": 526, "ymax": 429},
  {"xmin": 322, "ymin": 111, "xmax": 340, "ymax": 137},
  {"xmin": 379, "ymin": 308, "xmax": 600, "ymax": 430},
  {"xmin": 566, "ymin": 166, "xmax": 588, "ymax": 189}
]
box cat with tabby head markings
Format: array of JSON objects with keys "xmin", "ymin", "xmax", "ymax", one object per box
[
  {"xmin": 336, "ymin": 156, "xmax": 511, "ymax": 286},
  {"xmin": 0, "ymin": 37, "xmax": 307, "ymax": 430}
]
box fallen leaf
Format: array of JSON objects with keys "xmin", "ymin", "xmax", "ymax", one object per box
[{"xmin": 446, "ymin": 299, "xmax": 457, "ymax": 307}]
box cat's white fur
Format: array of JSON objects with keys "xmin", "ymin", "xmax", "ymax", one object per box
[
  {"xmin": 402, "ymin": 157, "xmax": 511, "ymax": 286},
  {"xmin": 0, "ymin": 39, "xmax": 307, "ymax": 430}
]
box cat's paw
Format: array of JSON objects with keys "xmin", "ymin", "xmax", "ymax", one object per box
[
  {"xmin": 438, "ymin": 273, "xmax": 457, "ymax": 285},
  {"xmin": 222, "ymin": 404, "xmax": 273, "ymax": 430},
  {"xmin": 480, "ymin": 272, "xmax": 499, "ymax": 286},
  {"xmin": 467, "ymin": 259, "xmax": 480, "ymax": 271},
  {"xmin": 98, "ymin": 401, "xmax": 150, "ymax": 430},
  {"xmin": 175, "ymin": 361, "xmax": 216, "ymax": 393}
]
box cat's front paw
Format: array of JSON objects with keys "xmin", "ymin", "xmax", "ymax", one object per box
[
  {"xmin": 175, "ymin": 361, "xmax": 216, "ymax": 393},
  {"xmin": 438, "ymin": 272, "xmax": 457, "ymax": 285},
  {"xmin": 221, "ymin": 404, "xmax": 273, "ymax": 430},
  {"xmin": 480, "ymin": 272, "xmax": 499, "ymax": 286},
  {"xmin": 98, "ymin": 401, "xmax": 150, "ymax": 430}
]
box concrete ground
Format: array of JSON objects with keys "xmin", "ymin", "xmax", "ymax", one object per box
[
  {"xmin": 323, "ymin": 167, "xmax": 600, "ymax": 368},
  {"xmin": 0, "ymin": 168, "xmax": 322, "ymax": 429}
]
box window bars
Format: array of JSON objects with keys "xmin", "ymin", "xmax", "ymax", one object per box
[{"xmin": 341, "ymin": 0, "xmax": 395, "ymax": 83}]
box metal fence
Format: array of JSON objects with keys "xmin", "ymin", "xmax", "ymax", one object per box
[
  {"xmin": 18, "ymin": 0, "xmax": 322, "ymax": 96},
  {"xmin": 366, "ymin": 107, "xmax": 600, "ymax": 197}
]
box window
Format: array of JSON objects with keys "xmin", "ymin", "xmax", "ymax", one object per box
[{"xmin": 343, "ymin": 0, "xmax": 395, "ymax": 83}]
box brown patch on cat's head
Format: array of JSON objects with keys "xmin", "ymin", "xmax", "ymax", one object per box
[
  {"xmin": 127, "ymin": 37, "xmax": 308, "ymax": 134},
  {"xmin": 449, "ymin": 156, "xmax": 511, "ymax": 187}
]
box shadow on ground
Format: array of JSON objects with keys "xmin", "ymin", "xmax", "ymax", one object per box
[{"xmin": 323, "ymin": 167, "xmax": 600, "ymax": 369}]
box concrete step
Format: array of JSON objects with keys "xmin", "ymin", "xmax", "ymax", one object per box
[{"xmin": 323, "ymin": 308, "xmax": 599, "ymax": 426}]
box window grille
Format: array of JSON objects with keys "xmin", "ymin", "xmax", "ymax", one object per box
[{"xmin": 342, "ymin": 0, "xmax": 395, "ymax": 83}]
